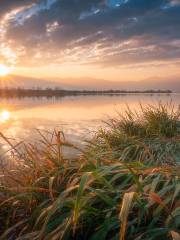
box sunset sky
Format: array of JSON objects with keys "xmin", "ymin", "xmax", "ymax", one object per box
[{"xmin": 0, "ymin": 0, "xmax": 180, "ymax": 83}]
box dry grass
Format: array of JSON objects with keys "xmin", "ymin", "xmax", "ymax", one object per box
[{"xmin": 0, "ymin": 103, "xmax": 179, "ymax": 240}]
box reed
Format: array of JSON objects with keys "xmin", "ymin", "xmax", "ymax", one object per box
[{"xmin": 0, "ymin": 103, "xmax": 179, "ymax": 240}]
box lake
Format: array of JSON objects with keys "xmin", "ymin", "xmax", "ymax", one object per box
[{"xmin": 0, "ymin": 93, "xmax": 179, "ymax": 151}]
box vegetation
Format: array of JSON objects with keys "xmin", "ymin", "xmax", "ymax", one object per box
[
  {"xmin": 0, "ymin": 87, "xmax": 172, "ymax": 98},
  {"xmin": 0, "ymin": 103, "xmax": 179, "ymax": 240}
]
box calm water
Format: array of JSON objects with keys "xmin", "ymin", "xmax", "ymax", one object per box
[{"xmin": 0, "ymin": 94, "xmax": 179, "ymax": 148}]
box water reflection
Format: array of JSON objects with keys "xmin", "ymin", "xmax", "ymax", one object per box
[
  {"xmin": 0, "ymin": 110, "xmax": 10, "ymax": 123},
  {"xmin": 0, "ymin": 94, "xmax": 179, "ymax": 144}
]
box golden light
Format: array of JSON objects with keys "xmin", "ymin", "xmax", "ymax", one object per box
[
  {"xmin": 0, "ymin": 64, "xmax": 11, "ymax": 77},
  {"xmin": 0, "ymin": 110, "xmax": 10, "ymax": 122}
]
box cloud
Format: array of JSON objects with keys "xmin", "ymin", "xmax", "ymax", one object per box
[{"xmin": 0, "ymin": 0, "xmax": 180, "ymax": 68}]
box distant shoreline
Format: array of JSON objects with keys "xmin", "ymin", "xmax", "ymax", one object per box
[{"xmin": 0, "ymin": 88, "xmax": 173, "ymax": 98}]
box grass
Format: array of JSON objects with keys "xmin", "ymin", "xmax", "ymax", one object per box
[
  {"xmin": 86, "ymin": 103, "xmax": 180, "ymax": 166},
  {"xmin": 0, "ymin": 103, "xmax": 179, "ymax": 240}
]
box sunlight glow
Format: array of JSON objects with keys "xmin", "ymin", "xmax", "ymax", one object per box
[
  {"xmin": 0, "ymin": 64, "xmax": 11, "ymax": 76},
  {"xmin": 0, "ymin": 110, "xmax": 10, "ymax": 122}
]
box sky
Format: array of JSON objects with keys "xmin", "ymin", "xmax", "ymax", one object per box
[{"xmin": 0, "ymin": 0, "xmax": 180, "ymax": 83}]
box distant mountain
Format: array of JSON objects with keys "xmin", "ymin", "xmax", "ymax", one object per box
[
  {"xmin": 0, "ymin": 75, "xmax": 59, "ymax": 89},
  {"xmin": 138, "ymin": 77, "xmax": 180, "ymax": 92},
  {"xmin": 0, "ymin": 74, "xmax": 179, "ymax": 92},
  {"xmin": 55, "ymin": 77, "xmax": 180, "ymax": 92}
]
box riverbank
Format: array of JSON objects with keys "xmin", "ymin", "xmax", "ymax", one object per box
[
  {"xmin": 0, "ymin": 103, "xmax": 179, "ymax": 240},
  {"xmin": 0, "ymin": 88, "xmax": 172, "ymax": 98}
]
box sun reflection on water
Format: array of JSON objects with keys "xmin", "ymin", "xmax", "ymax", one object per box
[{"xmin": 0, "ymin": 110, "xmax": 11, "ymax": 122}]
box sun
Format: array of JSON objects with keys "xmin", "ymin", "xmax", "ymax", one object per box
[{"xmin": 0, "ymin": 64, "xmax": 11, "ymax": 77}]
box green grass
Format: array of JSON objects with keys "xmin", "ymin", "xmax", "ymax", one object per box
[
  {"xmin": 86, "ymin": 103, "xmax": 180, "ymax": 166},
  {"xmin": 0, "ymin": 103, "xmax": 179, "ymax": 240}
]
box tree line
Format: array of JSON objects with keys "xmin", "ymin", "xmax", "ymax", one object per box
[{"xmin": 0, "ymin": 87, "xmax": 172, "ymax": 98}]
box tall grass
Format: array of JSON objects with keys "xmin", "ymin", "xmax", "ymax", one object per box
[
  {"xmin": 0, "ymin": 103, "xmax": 179, "ymax": 240},
  {"xmin": 86, "ymin": 103, "xmax": 180, "ymax": 166}
]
